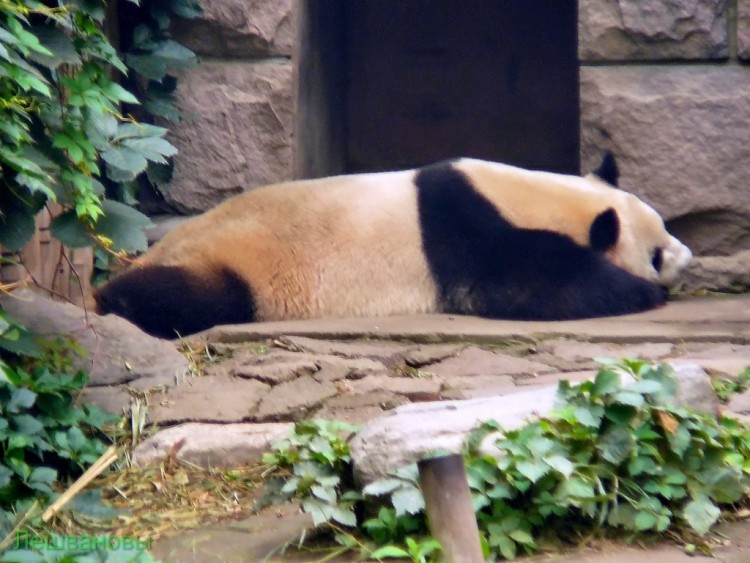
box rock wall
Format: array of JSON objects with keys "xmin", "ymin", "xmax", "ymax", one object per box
[
  {"xmin": 579, "ymin": 0, "xmax": 750, "ymax": 256},
  {"xmin": 164, "ymin": 0, "xmax": 294, "ymax": 213}
]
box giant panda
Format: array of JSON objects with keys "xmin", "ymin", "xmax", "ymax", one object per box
[{"xmin": 94, "ymin": 154, "xmax": 692, "ymax": 339}]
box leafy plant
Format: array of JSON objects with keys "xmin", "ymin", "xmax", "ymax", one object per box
[
  {"xmin": 262, "ymin": 420, "xmax": 361, "ymax": 527},
  {"xmin": 713, "ymin": 366, "xmax": 750, "ymax": 401},
  {"xmin": 264, "ymin": 360, "xmax": 750, "ymax": 561},
  {"xmin": 465, "ymin": 359, "xmax": 750, "ymax": 557},
  {"xmin": 370, "ymin": 537, "xmax": 442, "ymax": 563},
  {"xmin": 0, "ymin": 0, "xmax": 199, "ymax": 283},
  {"xmin": 0, "ymin": 318, "xmax": 116, "ymax": 535}
]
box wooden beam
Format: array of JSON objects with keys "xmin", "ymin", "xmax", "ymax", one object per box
[{"xmin": 418, "ymin": 454, "xmax": 484, "ymax": 563}]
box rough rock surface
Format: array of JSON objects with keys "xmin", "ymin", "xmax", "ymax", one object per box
[
  {"xmin": 172, "ymin": 0, "xmax": 293, "ymax": 58},
  {"xmin": 681, "ymin": 250, "xmax": 750, "ymax": 292},
  {"xmin": 276, "ymin": 335, "xmax": 417, "ymax": 367},
  {"xmin": 738, "ymin": 0, "xmax": 750, "ymax": 60},
  {"xmin": 581, "ymin": 66, "xmax": 750, "ymax": 256},
  {"xmin": 728, "ymin": 388, "xmax": 750, "ymax": 415},
  {"xmin": 550, "ymin": 341, "xmax": 674, "ymax": 362},
  {"xmin": 578, "ymin": 0, "xmax": 728, "ymax": 61},
  {"xmin": 428, "ymin": 346, "xmax": 553, "ymax": 378},
  {"xmin": 166, "ymin": 62, "xmax": 293, "ymax": 213},
  {"xmin": 148, "ymin": 375, "xmax": 269, "ymax": 424},
  {"xmin": 350, "ymin": 364, "xmax": 717, "ymax": 483},
  {"xmin": 132, "ymin": 422, "xmax": 291, "ymax": 467},
  {"xmin": 1, "ymin": 289, "xmax": 188, "ymax": 411},
  {"xmin": 254, "ymin": 375, "xmax": 337, "ymax": 420}
]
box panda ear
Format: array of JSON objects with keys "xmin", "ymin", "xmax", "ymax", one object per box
[
  {"xmin": 589, "ymin": 208, "xmax": 620, "ymax": 252},
  {"xmin": 593, "ymin": 151, "xmax": 619, "ymax": 186}
]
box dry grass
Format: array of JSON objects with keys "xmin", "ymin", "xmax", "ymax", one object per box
[{"xmin": 49, "ymin": 457, "xmax": 270, "ymax": 541}]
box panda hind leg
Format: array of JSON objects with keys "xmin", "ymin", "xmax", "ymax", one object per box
[{"xmin": 93, "ymin": 264, "xmax": 256, "ymax": 338}]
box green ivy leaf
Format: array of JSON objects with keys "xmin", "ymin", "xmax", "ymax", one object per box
[
  {"xmin": 543, "ymin": 455, "xmax": 574, "ymax": 478},
  {"xmin": 597, "ymin": 425, "xmax": 634, "ymax": 465},
  {"xmin": 391, "ymin": 487, "xmax": 424, "ymax": 516},
  {"xmin": 103, "ymin": 82, "xmax": 140, "ymax": 105},
  {"xmin": 613, "ymin": 390, "xmax": 644, "ymax": 407},
  {"xmin": 591, "ymin": 369, "xmax": 621, "ymax": 397},
  {"xmin": 93, "ymin": 199, "xmax": 153, "ymax": 252},
  {"xmin": 311, "ymin": 485, "xmax": 336, "ymax": 504},
  {"xmin": 27, "ymin": 466, "xmax": 57, "ymax": 493},
  {"xmin": 0, "ymin": 207, "xmax": 35, "ymax": 251},
  {"xmin": 28, "ymin": 24, "xmax": 79, "ymax": 68},
  {"xmin": 634, "ymin": 510, "xmax": 657, "ymax": 531},
  {"xmin": 370, "ymin": 546, "xmax": 410, "ymax": 559},
  {"xmin": 363, "ymin": 478, "xmax": 403, "ymax": 497},
  {"xmin": 101, "ymin": 145, "xmax": 148, "ymax": 177},
  {"xmin": 7, "ymin": 388, "xmax": 36, "ymax": 413},
  {"xmin": 50, "ymin": 212, "xmax": 93, "ymax": 248},
  {"xmin": 683, "ymin": 496, "xmax": 720, "ymax": 536},
  {"xmin": 516, "ymin": 460, "xmax": 549, "ymax": 483},
  {"xmin": 574, "ymin": 405, "xmax": 603, "ymax": 428}
]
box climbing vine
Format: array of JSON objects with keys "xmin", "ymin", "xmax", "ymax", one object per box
[{"xmin": 0, "ymin": 0, "xmax": 199, "ymax": 261}]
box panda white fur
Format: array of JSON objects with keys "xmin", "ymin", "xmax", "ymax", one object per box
[{"xmin": 94, "ymin": 154, "xmax": 692, "ymax": 338}]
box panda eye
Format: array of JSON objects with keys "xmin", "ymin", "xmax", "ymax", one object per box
[{"xmin": 652, "ymin": 247, "xmax": 663, "ymax": 272}]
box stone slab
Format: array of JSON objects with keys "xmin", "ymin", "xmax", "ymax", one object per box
[
  {"xmin": 1, "ymin": 289, "xmax": 188, "ymax": 388},
  {"xmin": 150, "ymin": 504, "xmax": 312, "ymax": 563},
  {"xmin": 403, "ymin": 343, "xmax": 468, "ymax": 367},
  {"xmin": 401, "ymin": 346, "xmax": 550, "ymax": 378},
  {"xmin": 197, "ymin": 297, "xmax": 750, "ymax": 345},
  {"xmin": 149, "ymin": 376, "xmax": 269, "ymax": 424},
  {"xmin": 551, "ymin": 341, "xmax": 674, "ymax": 362},
  {"xmin": 132, "ymin": 422, "xmax": 291, "ymax": 468},
  {"xmin": 276, "ymin": 335, "xmax": 416, "ymax": 367},
  {"xmin": 581, "ymin": 66, "xmax": 750, "ymax": 256},
  {"xmin": 347, "ymin": 375, "xmax": 442, "ymax": 402},
  {"xmin": 231, "ymin": 358, "xmax": 319, "ymax": 384},
  {"xmin": 579, "ymin": 0, "xmax": 728, "ymax": 61},
  {"xmin": 254, "ymin": 375, "xmax": 337, "ymax": 420},
  {"xmin": 78, "ymin": 386, "xmax": 132, "ymax": 415}
]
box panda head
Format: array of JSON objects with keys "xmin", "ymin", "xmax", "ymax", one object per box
[{"xmin": 587, "ymin": 152, "xmax": 692, "ymax": 288}]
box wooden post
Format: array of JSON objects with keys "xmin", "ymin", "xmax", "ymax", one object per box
[{"xmin": 418, "ymin": 454, "xmax": 484, "ymax": 563}]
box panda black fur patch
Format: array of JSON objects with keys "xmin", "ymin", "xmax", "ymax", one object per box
[
  {"xmin": 94, "ymin": 265, "xmax": 255, "ymax": 339},
  {"xmin": 414, "ymin": 161, "xmax": 666, "ymax": 320},
  {"xmin": 593, "ymin": 151, "xmax": 619, "ymax": 186}
]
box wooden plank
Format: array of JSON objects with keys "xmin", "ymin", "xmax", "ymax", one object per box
[{"xmin": 418, "ymin": 454, "xmax": 484, "ymax": 563}]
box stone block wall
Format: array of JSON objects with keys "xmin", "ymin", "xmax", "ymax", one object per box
[
  {"xmin": 164, "ymin": 0, "xmax": 295, "ymax": 213},
  {"xmin": 579, "ymin": 0, "xmax": 750, "ymax": 256}
]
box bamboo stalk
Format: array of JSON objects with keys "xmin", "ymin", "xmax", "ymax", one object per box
[{"xmin": 42, "ymin": 445, "xmax": 119, "ymax": 522}]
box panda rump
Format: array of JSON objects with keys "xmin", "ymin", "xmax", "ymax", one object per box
[{"xmin": 94, "ymin": 158, "xmax": 668, "ymax": 338}]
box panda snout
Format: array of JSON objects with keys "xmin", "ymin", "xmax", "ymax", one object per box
[{"xmin": 659, "ymin": 240, "xmax": 693, "ymax": 286}]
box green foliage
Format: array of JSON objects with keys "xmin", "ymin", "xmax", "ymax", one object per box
[
  {"xmin": 465, "ymin": 359, "xmax": 750, "ymax": 557},
  {"xmin": 265, "ymin": 360, "xmax": 750, "ymax": 561},
  {"xmin": 370, "ymin": 537, "xmax": 442, "ymax": 563},
  {"xmin": 262, "ymin": 420, "xmax": 361, "ymax": 527},
  {"xmin": 0, "ymin": 315, "xmax": 116, "ymax": 535},
  {"xmin": 0, "ymin": 0, "xmax": 199, "ymax": 262},
  {"xmin": 713, "ymin": 366, "xmax": 750, "ymax": 401}
]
